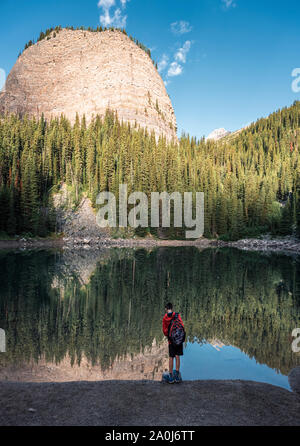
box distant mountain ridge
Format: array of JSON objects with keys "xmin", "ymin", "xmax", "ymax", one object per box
[{"xmin": 206, "ymin": 128, "xmax": 231, "ymax": 141}]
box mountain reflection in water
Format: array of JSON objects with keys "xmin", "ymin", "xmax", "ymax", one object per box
[{"xmin": 0, "ymin": 247, "xmax": 299, "ymax": 385}]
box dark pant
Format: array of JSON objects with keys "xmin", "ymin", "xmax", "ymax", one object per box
[{"xmin": 169, "ymin": 343, "xmax": 183, "ymax": 358}]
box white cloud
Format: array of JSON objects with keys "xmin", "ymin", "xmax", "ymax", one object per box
[
  {"xmin": 171, "ymin": 21, "xmax": 192, "ymax": 35},
  {"xmin": 221, "ymin": 0, "xmax": 236, "ymax": 9},
  {"xmin": 175, "ymin": 40, "xmax": 192, "ymax": 64},
  {"xmin": 98, "ymin": 0, "xmax": 115, "ymax": 8},
  {"xmin": 98, "ymin": 0, "xmax": 128, "ymax": 28},
  {"xmin": 163, "ymin": 40, "xmax": 192, "ymax": 82},
  {"xmin": 158, "ymin": 54, "xmax": 169, "ymax": 73},
  {"xmin": 168, "ymin": 62, "xmax": 183, "ymax": 77}
]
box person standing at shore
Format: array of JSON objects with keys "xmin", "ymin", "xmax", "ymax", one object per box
[{"xmin": 162, "ymin": 303, "xmax": 185, "ymax": 383}]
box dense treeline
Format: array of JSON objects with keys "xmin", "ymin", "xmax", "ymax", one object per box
[
  {"xmin": 0, "ymin": 248, "xmax": 299, "ymax": 374},
  {"xmin": 0, "ymin": 101, "xmax": 300, "ymax": 239}
]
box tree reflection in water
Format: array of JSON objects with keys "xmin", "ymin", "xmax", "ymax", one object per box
[{"xmin": 0, "ymin": 247, "xmax": 299, "ymax": 379}]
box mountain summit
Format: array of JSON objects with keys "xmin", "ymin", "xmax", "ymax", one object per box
[
  {"xmin": 0, "ymin": 28, "xmax": 177, "ymax": 141},
  {"xmin": 206, "ymin": 128, "xmax": 231, "ymax": 141}
]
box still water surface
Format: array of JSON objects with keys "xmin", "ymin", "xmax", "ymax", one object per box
[{"xmin": 0, "ymin": 247, "xmax": 299, "ymax": 389}]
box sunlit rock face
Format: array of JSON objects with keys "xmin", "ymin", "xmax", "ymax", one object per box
[{"xmin": 0, "ymin": 29, "xmax": 177, "ymax": 142}]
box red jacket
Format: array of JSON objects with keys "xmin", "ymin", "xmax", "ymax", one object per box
[{"xmin": 162, "ymin": 312, "xmax": 184, "ymax": 344}]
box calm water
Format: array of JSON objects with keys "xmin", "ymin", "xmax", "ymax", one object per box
[{"xmin": 0, "ymin": 247, "xmax": 299, "ymax": 389}]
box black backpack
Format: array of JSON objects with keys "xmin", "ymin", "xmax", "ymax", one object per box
[{"xmin": 168, "ymin": 313, "xmax": 186, "ymax": 346}]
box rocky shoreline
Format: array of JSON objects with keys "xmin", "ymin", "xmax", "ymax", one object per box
[
  {"xmin": 217, "ymin": 236, "xmax": 300, "ymax": 254},
  {"xmin": 0, "ymin": 235, "xmax": 300, "ymax": 254}
]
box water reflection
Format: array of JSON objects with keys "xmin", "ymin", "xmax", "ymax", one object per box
[{"xmin": 0, "ymin": 247, "xmax": 299, "ymax": 384}]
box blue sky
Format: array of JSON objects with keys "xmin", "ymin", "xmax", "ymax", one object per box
[{"xmin": 1, "ymin": 0, "xmax": 300, "ymax": 139}]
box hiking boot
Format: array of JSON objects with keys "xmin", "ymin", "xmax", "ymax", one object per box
[
  {"xmin": 166, "ymin": 373, "xmax": 175, "ymax": 384},
  {"xmin": 173, "ymin": 370, "xmax": 182, "ymax": 383}
]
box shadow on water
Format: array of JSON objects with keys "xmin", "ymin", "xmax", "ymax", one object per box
[{"xmin": 0, "ymin": 247, "xmax": 299, "ymax": 385}]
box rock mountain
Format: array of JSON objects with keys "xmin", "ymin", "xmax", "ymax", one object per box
[
  {"xmin": 0, "ymin": 28, "xmax": 177, "ymax": 141},
  {"xmin": 206, "ymin": 128, "xmax": 231, "ymax": 141}
]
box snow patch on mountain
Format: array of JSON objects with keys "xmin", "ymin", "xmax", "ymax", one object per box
[{"xmin": 206, "ymin": 128, "xmax": 231, "ymax": 141}]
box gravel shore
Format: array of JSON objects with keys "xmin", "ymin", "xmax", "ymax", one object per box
[{"xmin": 0, "ymin": 379, "xmax": 299, "ymax": 426}]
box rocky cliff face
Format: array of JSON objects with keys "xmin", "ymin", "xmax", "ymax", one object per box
[{"xmin": 0, "ymin": 29, "xmax": 177, "ymax": 141}]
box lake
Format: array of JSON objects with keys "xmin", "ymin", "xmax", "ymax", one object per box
[{"xmin": 0, "ymin": 247, "xmax": 299, "ymax": 390}]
